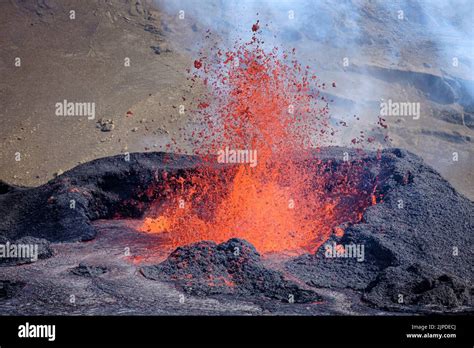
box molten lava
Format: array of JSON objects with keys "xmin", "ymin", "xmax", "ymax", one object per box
[{"xmin": 140, "ymin": 23, "xmax": 377, "ymax": 254}]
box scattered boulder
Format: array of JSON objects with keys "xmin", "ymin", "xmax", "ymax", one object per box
[
  {"xmin": 150, "ymin": 45, "xmax": 161, "ymax": 55},
  {"xmin": 0, "ymin": 280, "xmax": 25, "ymax": 299},
  {"xmin": 70, "ymin": 263, "xmax": 108, "ymax": 277},
  {"xmin": 144, "ymin": 24, "xmax": 161, "ymax": 35},
  {"xmin": 96, "ymin": 118, "xmax": 115, "ymax": 132}
]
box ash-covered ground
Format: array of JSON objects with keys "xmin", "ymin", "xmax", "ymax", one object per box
[{"xmin": 0, "ymin": 148, "xmax": 472, "ymax": 315}]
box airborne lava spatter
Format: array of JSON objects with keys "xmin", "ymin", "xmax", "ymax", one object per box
[{"xmin": 140, "ymin": 23, "xmax": 378, "ymax": 254}]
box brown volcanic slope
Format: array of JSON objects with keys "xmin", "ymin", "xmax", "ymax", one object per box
[
  {"xmin": 0, "ymin": 0, "xmax": 202, "ymax": 188},
  {"xmin": 0, "ymin": 0, "xmax": 473, "ymax": 201},
  {"xmin": 155, "ymin": 0, "xmax": 474, "ymax": 200}
]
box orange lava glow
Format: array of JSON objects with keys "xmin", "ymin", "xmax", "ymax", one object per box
[{"xmin": 139, "ymin": 24, "xmax": 377, "ymax": 254}]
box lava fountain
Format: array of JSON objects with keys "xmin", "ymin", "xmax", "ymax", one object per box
[{"xmin": 140, "ymin": 23, "xmax": 378, "ymax": 254}]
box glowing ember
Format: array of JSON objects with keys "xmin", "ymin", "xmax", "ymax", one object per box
[{"xmin": 140, "ymin": 22, "xmax": 377, "ymax": 254}]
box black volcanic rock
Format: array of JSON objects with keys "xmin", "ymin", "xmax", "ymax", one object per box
[
  {"xmin": 286, "ymin": 148, "xmax": 473, "ymax": 312},
  {"xmin": 0, "ymin": 152, "xmax": 202, "ymax": 242},
  {"xmin": 70, "ymin": 263, "xmax": 108, "ymax": 277},
  {"xmin": 0, "ymin": 148, "xmax": 472, "ymax": 311},
  {"xmin": 0, "ymin": 280, "xmax": 25, "ymax": 299},
  {"xmin": 363, "ymin": 264, "xmax": 472, "ymax": 311},
  {"xmin": 141, "ymin": 238, "xmax": 320, "ymax": 303}
]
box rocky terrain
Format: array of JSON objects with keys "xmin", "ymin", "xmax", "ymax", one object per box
[
  {"xmin": 0, "ymin": 148, "xmax": 471, "ymax": 315},
  {"xmin": 0, "ymin": 0, "xmax": 472, "ymax": 316}
]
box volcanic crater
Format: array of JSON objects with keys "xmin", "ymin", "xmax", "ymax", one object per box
[{"xmin": 0, "ymin": 147, "xmax": 471, "ymax": 314}]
